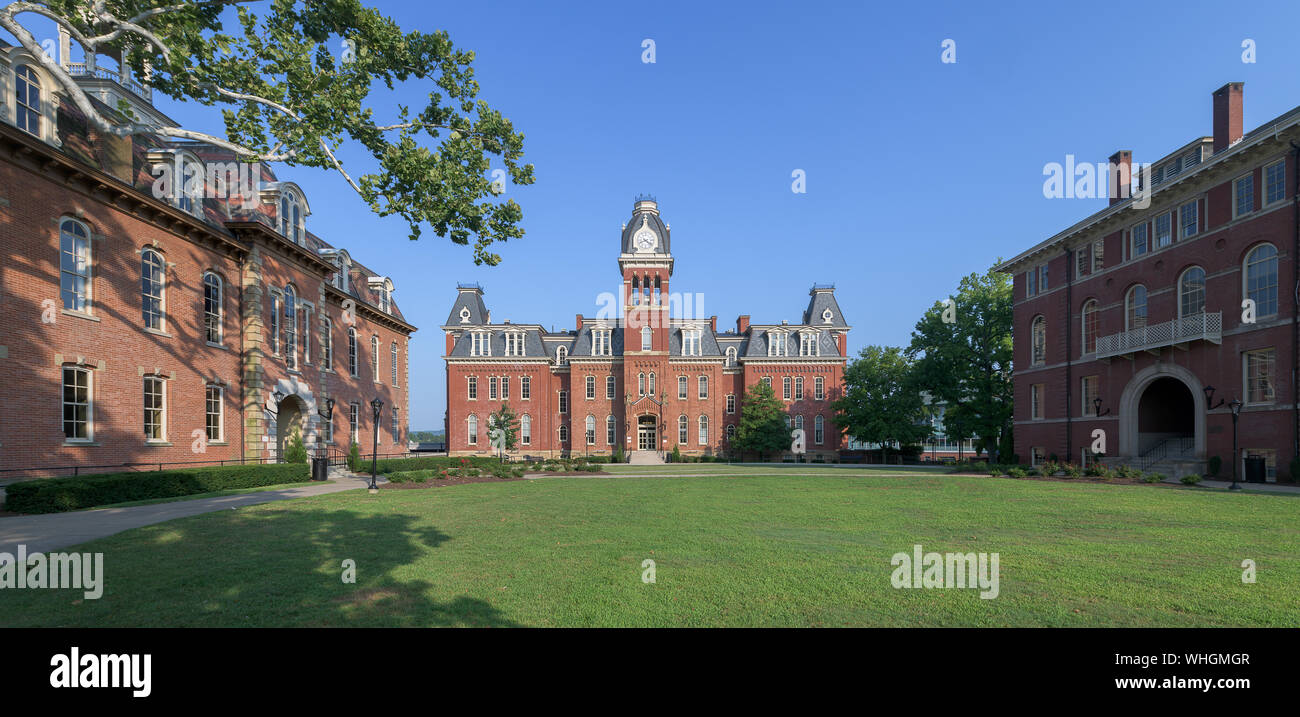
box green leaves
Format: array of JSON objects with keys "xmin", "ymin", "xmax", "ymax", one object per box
[
  {"xmin": 833, "ymin": 345, "xmax": 930, "ymax": 456},
  {"xmin": 19, "ymin": 0, "xmax": 535, "ymax": 265},
  {"xmin": 733, "ymin": 381, "xmax": 790, "ymax": 460}
]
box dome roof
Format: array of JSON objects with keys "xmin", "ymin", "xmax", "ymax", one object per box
[{"xmin": 620, "ymin": 197, "xmax": 670, "ymax": 255}]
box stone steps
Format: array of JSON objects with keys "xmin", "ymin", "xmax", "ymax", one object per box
[{"xmin": 629, "ymin": 450, "xmax": 664, "ymax": 465}]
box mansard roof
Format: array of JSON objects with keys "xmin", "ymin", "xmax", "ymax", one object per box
[
  {"xmin": 744, "ymin": 326, "xmax": 839, "ymax": 357},
  {"xmin": 568, "ymin": 324, "xmax": 626, "ymax": 357},
  {"xmin": 445, "ymin": 285, "xmax": 490, "ymax": 327},
  {"xmin": 447, "ymin": 325, "xmax": 547, "ymax": 358},
  {"xmin": 619, "ymin": 197, "xmax": 671, "ymax": 255},
  {"xmin": 668, "ymin": 324, "xmax": 723, "ymax": 357},
  {"xmin": 803, "ymin": 286, "xmax": 849, "ymax": 328}
]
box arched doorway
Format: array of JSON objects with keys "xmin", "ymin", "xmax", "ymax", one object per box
[
  {"xmin": 1117, "ymin": 364, "xmax": 1206, "ymax": 460},
  {"xmin": 637, "ymin": 415, "xmax": 657, "ymax": 450},
  {"xmin": 1137, "ymin": 377, "xmax": 1195, "ymax": 456},
  {"xmin": 276, "ymin": 394, "xmax": 306, "ymax": 462}
]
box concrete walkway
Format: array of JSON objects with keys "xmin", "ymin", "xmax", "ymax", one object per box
[
  {"xmin": 0, "ymin": 468, "xmax": 385, "ymax": 555},
  {"xmin": 1168, "ymin": 477, "xmax": 1300, "ymax": 494}
]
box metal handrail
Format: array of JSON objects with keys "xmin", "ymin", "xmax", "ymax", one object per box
[
  {"xmin": 1095, "ymin": 312, "xmax": 1222, "ymax": 359},
  {"xmin": 1, "ymin": 450, "xmax": 419, "ymax": 482},
  {"xmin": 66, "ymin": 62, "xmax": 152, "ymax": 101}
]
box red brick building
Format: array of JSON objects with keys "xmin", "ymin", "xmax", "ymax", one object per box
[
  {"xmin": 997, "ymin": 83, "xmax": 1297, "ymax": 482},
  {"xmin": 443, "ymin": 197, "xmax": 849, "ymax": 460},
  {"xmin": 0, "ymin": 43, "xmax": 415, "ymax": 478}
]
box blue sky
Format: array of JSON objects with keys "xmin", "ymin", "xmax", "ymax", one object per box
[{"xmin": 13, "ymin": 1, "xmax": 1300, "ymax": 430}]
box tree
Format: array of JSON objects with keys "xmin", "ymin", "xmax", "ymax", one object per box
[
  {"xmin": 833, "ymin": 345, "xmax": 930, "ymax": 464},
  {"xmin": 0, "ymin": 0, "xmax": 535, "ymax": 265},
  {"xmin": 733, "ymin": 380, "xmax": 789, "ymax": 462},
  {"xmin": 487, "ymin": 402, "xmax": 518, "ymax": 461},
  {"xmin": 907, "ymin": 265, "xmax": 1013, "ymax": 460}
]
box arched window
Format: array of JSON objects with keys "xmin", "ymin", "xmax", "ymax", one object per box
[
  {"xmin": 678, "ymin": 415, "xmax": 688, "ymax": 444},
  {"xmin": 141, "ymin": 248, "xmax": 166, "ymax": 330},
  {"xmin": 585, "ymin": 415, "xmax": 596, "ymax": 445},
  {"xmin": 348, "ymin": 327, "xmax": 358, "ymax": 376},
  {"xmin": 794, "ymin": 414, "xmax": 804, "ymax": 431},
  {"xmin": 203, "ymin": 273, "xmax": 223, "ymax": 344},
  {"xmin": 638, "ymin": 372, "xmax": 646, "ymax": 396},
  {"xmin": 1244, "ymin": 243, "xmax": 1278, "ymax": 317},
  {"xmin": 794, "ymin": 376, "xmax": 804, "ymax": 400},
  {"xmin": 726, "ymin": 424, "xmax": 736, "ymax": 441},
  {"xmin": 1081, "ymin": 300, "xmax": 1098, "ymax": 355},
  {"xmin": 606, "ymin": 415, "xmax": 617, "ymax": 444},
  {"xmin": 283, "ymin": 285, "xmax": 297, "ymax": 368},
  {"xmin": 698, "ymin": 415, "xmax": 709, "ymax": 445},
  {"xmin": 814, "ymin": 415, "xmax": 825, "ymax": 444},
  {"xmin": 558, "ymin": 423, "xmax": 569, "ymax": 443},
  {"xmin": 14, "ymin": 65, "xmax": 41, "ymax": 136},
  {"xmin": 1126, "ymin": 285, "xmax": 1148, "ymax": 330},
  {"xmin": 467, "ymin": 414, "xmax": 478, "ymax": 445},
  {"xmin": 1030, "ymin": 315, "xmax": 1046, "ymax": 366},
  {"xmin": 631, "ymin": 275, "xmax": 640, "ymax": 305},
  {"xmin": 60, "ymin": 219, "xmax": 91, "ymax": 313},
  {"xmin": 648, "ymin": 372, "xmax": 656, "ymax": 396},
  {"xmin": 280, "ymin": 191, "xmax": 305, "ymax": 244},
  {"xmin": 1179, "ymin": 267, "xmax": 1206, "ymax": 318},
  {"xmin": 725, "ymin": 346, "xmax": 737, "ymax": 367},
  {"xmin": 641, "ymin": 325, "xmax": 652, "ymax": 351},
  {"xmin": 556, "ymin": 346, "xmax": 568, "ymax": 365},
  {"xmin": 521, "ymin": 414, "xmax": 531, "ymax": 445}
]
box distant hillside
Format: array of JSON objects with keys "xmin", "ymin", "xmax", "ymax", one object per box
[{"xmin": 409, "ymin": 431, "xmax": 445, "ymax": 443}]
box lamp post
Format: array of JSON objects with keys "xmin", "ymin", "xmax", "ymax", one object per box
[
  {"xmin": 1228, "ymin": 398, "xmax": 1243, "ymax": 491},
  {"xmin": 369, "ymin": 397, "xmax": 384, "ymax": 492}
]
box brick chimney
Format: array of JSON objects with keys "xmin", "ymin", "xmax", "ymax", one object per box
[
  {"xmin": 1108, "ymin": 150, "xmax": 1131, "ymax": 206},
  {"xmin": 709, "ymin": 315, "xmax": 717, "ymax": 332},
  {"xmin": 736, "ymin": 315, "xmax": 750, "ymax": 334},
  {"xmin": 575, "ymin": 314, "xmax": 583, "ymax": 331},
  {"xmin": 1213, "ymin": 82, "xmax": 1244, "ymax": 154}
]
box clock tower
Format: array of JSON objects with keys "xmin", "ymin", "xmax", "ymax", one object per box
[{"xmin": 619, "ymin": 195, "xmax": 673, "ymax": 451}]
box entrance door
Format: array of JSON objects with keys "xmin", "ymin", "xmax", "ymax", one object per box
[{"xmin": 637, "ymin": 416, "xmax": 656, "ymax": 450}]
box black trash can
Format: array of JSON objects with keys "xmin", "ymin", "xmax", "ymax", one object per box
[
  {"xmin": 1243, "ymin": 456, "xmax": 1266, "ymax": 483},
  {"xmin": 311, "ymin": 456, "xmax": 329, "ymax": 481}
]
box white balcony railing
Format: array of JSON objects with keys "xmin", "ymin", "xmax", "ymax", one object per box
[
  {"xmin": 1094, "ymin": 311, "xmax": 1222, "ymax": 359},
  {"xmin": 67, "ymin": 62, "xmax": 152, "ymax": 102}
]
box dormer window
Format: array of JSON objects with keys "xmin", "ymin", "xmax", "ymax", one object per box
[
  {"xmin": 682, "ymin": 329, "xmax": 701, "ymax": 356},
  {"xmin": 14, "ymin": 65, "xmax": 41, "ymax": 137},
  {"xmin": 799, "ymin": 332, "xmax": 818, "ymax": 357},
  {"xmin": 556, "ymin": 346, "xmax": 568, "ymax": 365},
  {"xmin": 459, "ymin": 306, "xmax": 471, "ymax": 324},
  {"xmin": 593, "ymin": 329, "xmax": 612, "ymax": 356},
  {"xmin": 768, "ymin": 331, "xmax": 787, "ymax": 357},
  {"xmin": 725, "ymin": 346, "xmax": 737, "ymax": 367},
  {"xmin": 470, "ymin": 331, "xmax": 491, "ymax": 357},
  {"xmin": 264, "ymin": 183, "xmax": 309, "ymax": 246},
  {"xmin": 505, "ymin": 332, "xmax": 525, "ymax": 356}
]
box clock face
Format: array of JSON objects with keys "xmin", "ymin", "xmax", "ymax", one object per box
[{"xmin": 634, "ymin": 229, "xmax": 656, "ymax": 252}]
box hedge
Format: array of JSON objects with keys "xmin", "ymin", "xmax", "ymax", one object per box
[
  {"xmin": 366, "ymin": 455, "xmax": 499, "ymax": 474},
  {"xmin": 3, "ymin": 463, "xmax": 311, "ymax": 514}
]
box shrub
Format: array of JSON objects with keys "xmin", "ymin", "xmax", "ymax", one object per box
[
  {"xmin": 611, "ymin": 446, "xmax": 625, "ymax": 464},
  {"xmin": 348, "ymin": 441, "xmax": 361, "ymax": 472},
  {"xmin": 4, "ymin": 463, "xmax": 310, "ymax": 514},
  {"xmin": 1062, "ymin": 463, "xmax": 1083, "ymax": 478},
  {"xmin": 1114, "ymin": 465, "xmax": 1143, "ymax": 480},
  {"xmin": 1084, "ymin": 463, "xmax": 1107, "ymax": 477},
  {"xmin": 372, "ymin": 455, "xmax": 497, "ymax": 473},
  {"xmin": 1207, "ymin": 455, "xmax": 1222, "ymax": 477},
  {"xmin": 1143, "ymin": 472, "xmax": 1166, "ymax": 484},
  {"xmin": 1007, "ymin": 467, "xmax": 1028, "ymax": 479},
  {"xmin": 1180, "ymin": 473, "xmax": 1203, "ymax": 485},
  {"xmin": 671, "ymin": 445, "xmax": 682, "ymax": 462},
  {"xmin": 284, "ymin": 435, "xmax": 308, "ymax": 464},
  {"xmin": 1039, "ymin": 460, "xmax": 1061, "ymax": 477}
]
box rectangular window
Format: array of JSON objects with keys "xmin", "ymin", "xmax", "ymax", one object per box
[
  {"xmin": 521, "ymin": 416, "xmax": 531, "ymax": 445},
  {"xmin": 505, "ymin": 332, "xmax": 524, "ymax": 356},
  {"xmin": 1031, "ymin": 383, "xmax": 1044, "ymax": 420},
  {"xmin": 204, "ymin": 275, "xmax": 222, "ymax": 343},
  {"xmin": 1234, "ymin": 174, "xmax": 1255, "ymax": 218},
  {"xmin": 1075, "ymin": 245, "xmax": 1090, "ymax": 277},
  {"xmin": 1245, "ymin": 349, "xmax": 1276, "ymax": 405},
  {"xmin": 585, "ymin": 375, "xmax": 595, "ymax": 400},
  {"xmin": 1155, "ymin": 212, "xmax": 1172, "ymax": 248},
  {"xmin": 1026, "ymin": 269, "xmax": 1038, "ymax": 297},
  {"xmin": 1031, "ymin": 447, "xmax": 1046, "ymax": 467},
  {"xmin": 143, "ymin": 376, "xmax": 166, "ymax": 441},
  {"xmin": 371, "ymin": 338, "xmax": 379, "ymax": 382},
  {"xmin": 467, "ymin": 376, "xmax": 478, "ymax": 400},
  {"xmin": 783, "ymin": 376, "xmax": 791, "ymax": 400},
  {"xmin": 501, "ymin": 376, "xmax": 510, "ymax": 400},
  {"xmin": 815, "ymin": 377, "xmax": 825, "ymax": 400},
  {"xmin": 593, "ymin": 330, "xmax": 611, "ymax": 356},
  {"xmin": 683, "ymin": 330, "xmax": 701, "ymax": 356},
  {"xmin": 799, "ymin": 333, "xmax": 816, "ymax": 356},
  {"xmin": 698, "ymin": 376, "xmax": 709, "ymax": 399},
  {"xmin": 814, "ymin": 415, "xmax": 824, "ymax": 444},
  {"xmin": 794, "ymin": 377, "xmax": 804, "ymax": 401},
  {"xmin": 348, "ymin": 330, "xmax": 357, "ymax": 376},
  {"xmin": 726, "ymin": 394, "xmax": 736, "ymax": 414},
  {"xmin": 678, "ymin": 376, "xmax": 687, "ymax": 400},
  {"xmin": 1265, "ymin": 160, "xmax": 1286, "ymax": 206},
  {"xmin": 392, "ymin": 408, "xmax": 400, "ymax": 443},
  {"xmin": 679, "ymin": 418, "xmax": 688, "ymax": 444},
  {"xmin": 521, "ymin": 376, "xmax": 531, "ymax": 400},
  {"xmin": 323, "ymin": 318, "xmax": 333, "ymax": 369},
  {"xmin": 62, "ymin": 366, "xmax": 91, "ymax": 441},
  {"xmin": 350, "ymin": 403, "xmax": 359, "ymax": 445},
  {"xmin": 1038, "ymin": 264, "xmax": 1048, "ymax": 292},
  {"xmin": 559, "ymin": 391, "xmax": 568, "ymax": 414},
  {"xmin": 489, "ymin": 377, "xmax": 498, "ymax": 400},
  {"xmin": 206, "ymin": 385, "xmax": 223, "ymax": 442},
  {"xmin": 1092, "ymin": 238, "xmax": 1105, "ymax": 271},
  {"xmin": 1180, "ymin": 201, "xmax": 1199, "ymax": 239},
  {"xmin": 1081, "ymin": 376, "xmax": 1098, "ymax": 417},
  {"xmin": 391, "ymin": 344, "xmax": 399, "ymax": 386},
  {"xmin": 606, "ymin": 375, "xmax": 615, "ymax": 400},
  {"xmin": 1131, "ymin": 223, "xmax": 1149, "ymax": 257},
  {"xmin": 607, "ymin": 416, "xmax": 616, "ymax": 445},
  {"xmin": 698, "ymin": 418, "xmax": 708, "ymax": 445},
  {"xmin": 60, "ymin": 221, "xmax": 92, "ymax": 313},
  {"xmin": 270, "ymin": 295, "xmax": 280, "ymax": 355}
]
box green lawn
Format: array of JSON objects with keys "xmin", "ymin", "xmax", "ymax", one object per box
[{"xmin": 2, "ymin": 468, "xmax": 1297, "ymax": 627}]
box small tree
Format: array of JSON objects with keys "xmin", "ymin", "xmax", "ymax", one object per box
[
  {"xmin": 833, "ymin": 345, "xmax": 931, "ymax": 464},
  {"xmin": 488, "ymin": 402, "xmax": 519, "ymax": 462},
  {"xmin": 348, "ymin": 440, "xmax": 361, "ymax": 472},
  {"xmin": 612, "ymin": 445, "xmax": 625, "ymax": 464},
  {"xmin": 284, "ymin": 434, "xmax": 308, "ymax": 464},
  {"xmin": 734, "ymin": 381, "xmax": 790, "ymax": 462}
]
